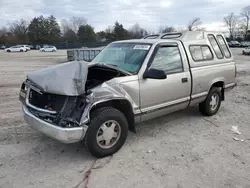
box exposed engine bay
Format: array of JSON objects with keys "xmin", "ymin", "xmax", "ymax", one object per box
[
  {"xmin": 85, "ymin": 65, "xmax": 127, "ymax": 90},
  {"xmin": 23, "ymin": 64, "xmax": 127, "ymax": 128}
]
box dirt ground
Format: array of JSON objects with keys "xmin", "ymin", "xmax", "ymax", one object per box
[{"xmin": 0, "ymin": 49, "xmax": 250, "ymax": 188}]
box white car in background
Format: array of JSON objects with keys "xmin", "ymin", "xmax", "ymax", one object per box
[
  {"xmin": 40, "ymin": 46, "xmax": 57, "ymax": 52},
  {"xmin": 5, "ymin": 45, "xmax": 28, "ymax": 52},
  {"xmin": 242, "ymin": 46, "xmax": 250, "ymax": 55},
  {"xmin": 24, "ymin": 45, "xmax": 31, "ymax": 51}
]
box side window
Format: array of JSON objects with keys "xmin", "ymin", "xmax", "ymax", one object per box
[
  {"xmin": 216, "ymin": 35, "xmax": 231, "ymax": 58},
  {"xmin": 201, "ymin": 46, "xmax": 213, "ymax": 60},
  {"xmin": 208, "ymin": 34, "xmax": 224, "ymax": 59},
  {"xmin": 149, "ymin": 46, "xmax": 183, "ymax": 74},
  {"xmin": 189, "ymin": 45, "xmax": 213, "ymax": 61}
]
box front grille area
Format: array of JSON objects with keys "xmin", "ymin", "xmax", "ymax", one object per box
[
  {"xmin": 28, "ymin": 89, "xmax": 67, "ymax": 112},
  {"xmin": 23, "ymin": 80, "xmax": 87, "ymax": 127}
]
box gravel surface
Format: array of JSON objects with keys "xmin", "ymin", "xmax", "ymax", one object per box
[{"xmin": 0, "ymin": 49, "xmax": 250, "ymax": 188}]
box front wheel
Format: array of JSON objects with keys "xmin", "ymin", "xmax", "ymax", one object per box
[
  {"xmin": 84, "ymin": 107, "xmax": 128, "ymax": 158},
  {"xmin": 20, "ymin": 49, "xmax": 23, "ymax": 52},
  {"xmin": 199, "ymin": 87, "xmax": 222, "ymax": 116}
]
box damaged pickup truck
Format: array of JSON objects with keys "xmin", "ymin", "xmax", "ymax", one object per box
[{"xmin": 20, "ymin": 31, "xmax": 236, "ymax": 158}]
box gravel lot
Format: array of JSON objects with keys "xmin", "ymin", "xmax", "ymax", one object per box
[{"xmin": 0, "ymin": 49, "xmax": 250, "ymax": 188}]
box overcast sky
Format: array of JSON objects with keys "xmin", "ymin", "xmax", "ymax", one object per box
[{"xmin": 0, "ymin": 0, "xmax": 249, "ymax": 32}]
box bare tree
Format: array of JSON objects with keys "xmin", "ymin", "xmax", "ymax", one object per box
[
  {"xmin": 224, "ymin": 13, "xmax": 239, "ymax": 39},
  {"xmin": 158, "ymin": 26, "xmax": 176, "ymax": 33},
  {"xmin": 241, "ymin": 6, "xmax": 250, "ymax": 39},
  {"xmin": 61, "ymin": 19, "xmax": 78, "ymax": 46},
  {"xmin": 187, "ymin": 18, "xmax": 202, "ymax": 31},
  {"xmin": 61, "ymin": 19, "xmax": 71, "ymax": 35},
  {"xmin": 70, "ymin": 16, "xmax": 87, "ymax": 33},
  {"xmin": 8, "ymin": 19, "xmax": 28, "ymax": 43},
  {"xmin": 0, "ymin": 27, "xmax": 7, "ymax": 37},
  {"xmin": 129, "ymin": 23, "xmax": 148, "ymax": 38},
  {"xmin": 0, "ymin": 27, "xmax": 8, "ymax": 43}
]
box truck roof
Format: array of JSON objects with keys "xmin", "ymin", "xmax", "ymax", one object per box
[{"xmin": 113, "ymin": 31, "xmax": 225, "ymax": 44}]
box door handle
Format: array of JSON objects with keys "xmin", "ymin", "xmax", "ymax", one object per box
[{"xmin": 182, "ymin": 78, "xmax": 188, "ymax": 83}]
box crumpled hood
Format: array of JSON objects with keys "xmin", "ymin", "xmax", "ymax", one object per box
[{"xmin": 27, "ymin": 61, "xmax": 88, "ymax": 96}]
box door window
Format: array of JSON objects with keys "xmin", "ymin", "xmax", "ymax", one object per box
[{"xmin": 149, "ymin": 46, "xmax": 183, "ymax": 74}]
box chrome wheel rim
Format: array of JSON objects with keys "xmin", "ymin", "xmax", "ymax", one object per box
[
  {"xmin": 96, "ymin": 120, "xmax": 121, "ymax": 149},
  {"xmin": 210, "ymin": 93, "xmax": 219, "ymax": 111}
]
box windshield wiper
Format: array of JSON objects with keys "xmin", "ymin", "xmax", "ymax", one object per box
[
  {"xmin": 96, "ymin": 62, "xmax": 132, "ymax": 75},
  {"xmin": 106, "ymin": 64, "xmax": 118, "ymax": 67}
]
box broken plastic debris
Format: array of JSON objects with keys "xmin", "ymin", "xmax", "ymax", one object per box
[
  {"xmin": 233, "ymin": 137, "xmax": 240, "ymax": 141},
  {"xmin": 241, "ymin": 139, "xmax": 244, "ymax": 142},
  {"xmin": 231, "ymin": 126, "xmax": 242, "ymax": 135},
  {"xmin": 147, "ymin": 150, "xmax": 152, "ymax": 153}
]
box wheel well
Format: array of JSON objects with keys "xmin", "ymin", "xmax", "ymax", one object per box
[
  {"xmin": 90, "ymin": 100, "xmax": 136, "ymax": 133},
  {"xmin": 211, "ymin": 81, "xmax": 225, "ymax": 101}
]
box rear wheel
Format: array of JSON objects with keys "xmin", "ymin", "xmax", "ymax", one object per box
[
  {"xmin": 84, "ymin": 107, "xmax": 128, "ymax": 158},
  {"xmin": 199, "ymin": 87, "xmax": 222, "ymax": 116},
  {"xmin": 7, "ymin": 50, "xmax": 10, "ymax": 52},
  {"xmin": 20, "ymin": 49, "xmax": 23, "ymax": 52}
]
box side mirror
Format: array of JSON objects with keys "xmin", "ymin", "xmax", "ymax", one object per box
[{"xmin": 143, "ymin": 68, "xmax": 167, "ymax": 79}]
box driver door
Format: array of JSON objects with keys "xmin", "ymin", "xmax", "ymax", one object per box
[{"xmin": 139, "ymin": 43, "xmax": 191, "ymax": 121}]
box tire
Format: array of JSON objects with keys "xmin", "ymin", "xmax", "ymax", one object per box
[
  {"xmin": 84, "ymin": 107, "xmax": 128, "ymax": 158},
  {"xmin": 243, "ymin": 51, "xmax": 245, "ymax": 55},
  {"xmin": 7, "ymin": 50, "xmax": 10, "ymax": 52},
  {"xmin": 20, "ymin": 49, "xmax": 23, "ymax": 52},
  {"xmin": 199, "ymin": 87, "xmax": 222, "ymax": 116}
]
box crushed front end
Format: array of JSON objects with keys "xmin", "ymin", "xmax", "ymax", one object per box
[
  {"xmin": 20, "ymin": 80, "xmax": 88, "ymax": 143},
  {"xmin": 19, "ymin": 61, "xmax": 131, "ymax": 144}
]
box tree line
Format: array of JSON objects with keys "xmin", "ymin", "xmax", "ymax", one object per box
[
  {"xmin": 224, "ymin": 5, "xmax": 250, "ymax": 40},
  {"xmin": 0, "ymin": 5, "xmax": 249, "ymax": 47},
  {"xmin": 0, "ymin": 15, "xmax": 205, "ymax": 47}
]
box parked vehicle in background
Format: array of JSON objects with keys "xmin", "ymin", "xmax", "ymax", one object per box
[
  {"xmin": 0, "ymin": 45, "xmax": 6, "ymax": 49},
  {"xmin": 27, "ymin": 45, "xmax": 35, "ymax": 50},
  {"xmin": 227, "ymin": 41, "xmax": 232, "ymax": 47},
  {"xmin": 241, "ymin": 41, "xmax": 250, "ymax": 47},
  {"xmin": 231, "ymin": 41, "xmax": 240, "ymax": 47},
  {"xmin": 24, "ymin": 45, "xmax": 31, "ymax": 51},
  {"xmin": 40, "ymin": 46, "xmax": 57, "ymax": 52},
  {"xmin": 36, "ymin": 45, "xmax": 41, "ymax": 50},
  {"xmin": 20, "ymin": 31, "xmax": 236, "ymax": 158},
  {"xmin": 242, "ymin": 46, "xmax": 250, "ymax": 55},
  {"xmin": 4, "ymin": 45, "xmax": 28, "ymax": 52},
  {"xmin": 230, "ymin": 41, "xmax": 241, "ymax": 47}
]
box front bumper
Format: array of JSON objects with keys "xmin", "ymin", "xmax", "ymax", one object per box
[{"xmin": 22, "ymin": 105, "xmax": 87, "ymax": 143}]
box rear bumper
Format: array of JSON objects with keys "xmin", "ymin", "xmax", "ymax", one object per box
[{"xmin": 22, "ymin": 105, "xmax": 87, "ymax": 143}]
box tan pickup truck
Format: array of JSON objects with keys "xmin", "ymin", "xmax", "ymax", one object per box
[{"xmin": 19, "ymin": 31, "xmax": 236, "ymax": 158}]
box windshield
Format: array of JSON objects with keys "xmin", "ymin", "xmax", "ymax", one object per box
[{"xmin": 92, "ymin": 43, "xmax": 151, "ymax": 73}]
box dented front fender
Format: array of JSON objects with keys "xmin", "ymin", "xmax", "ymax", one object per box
[{"xmin": 80, "ymin": 78, "xmax": 140, "ymax": 125}]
